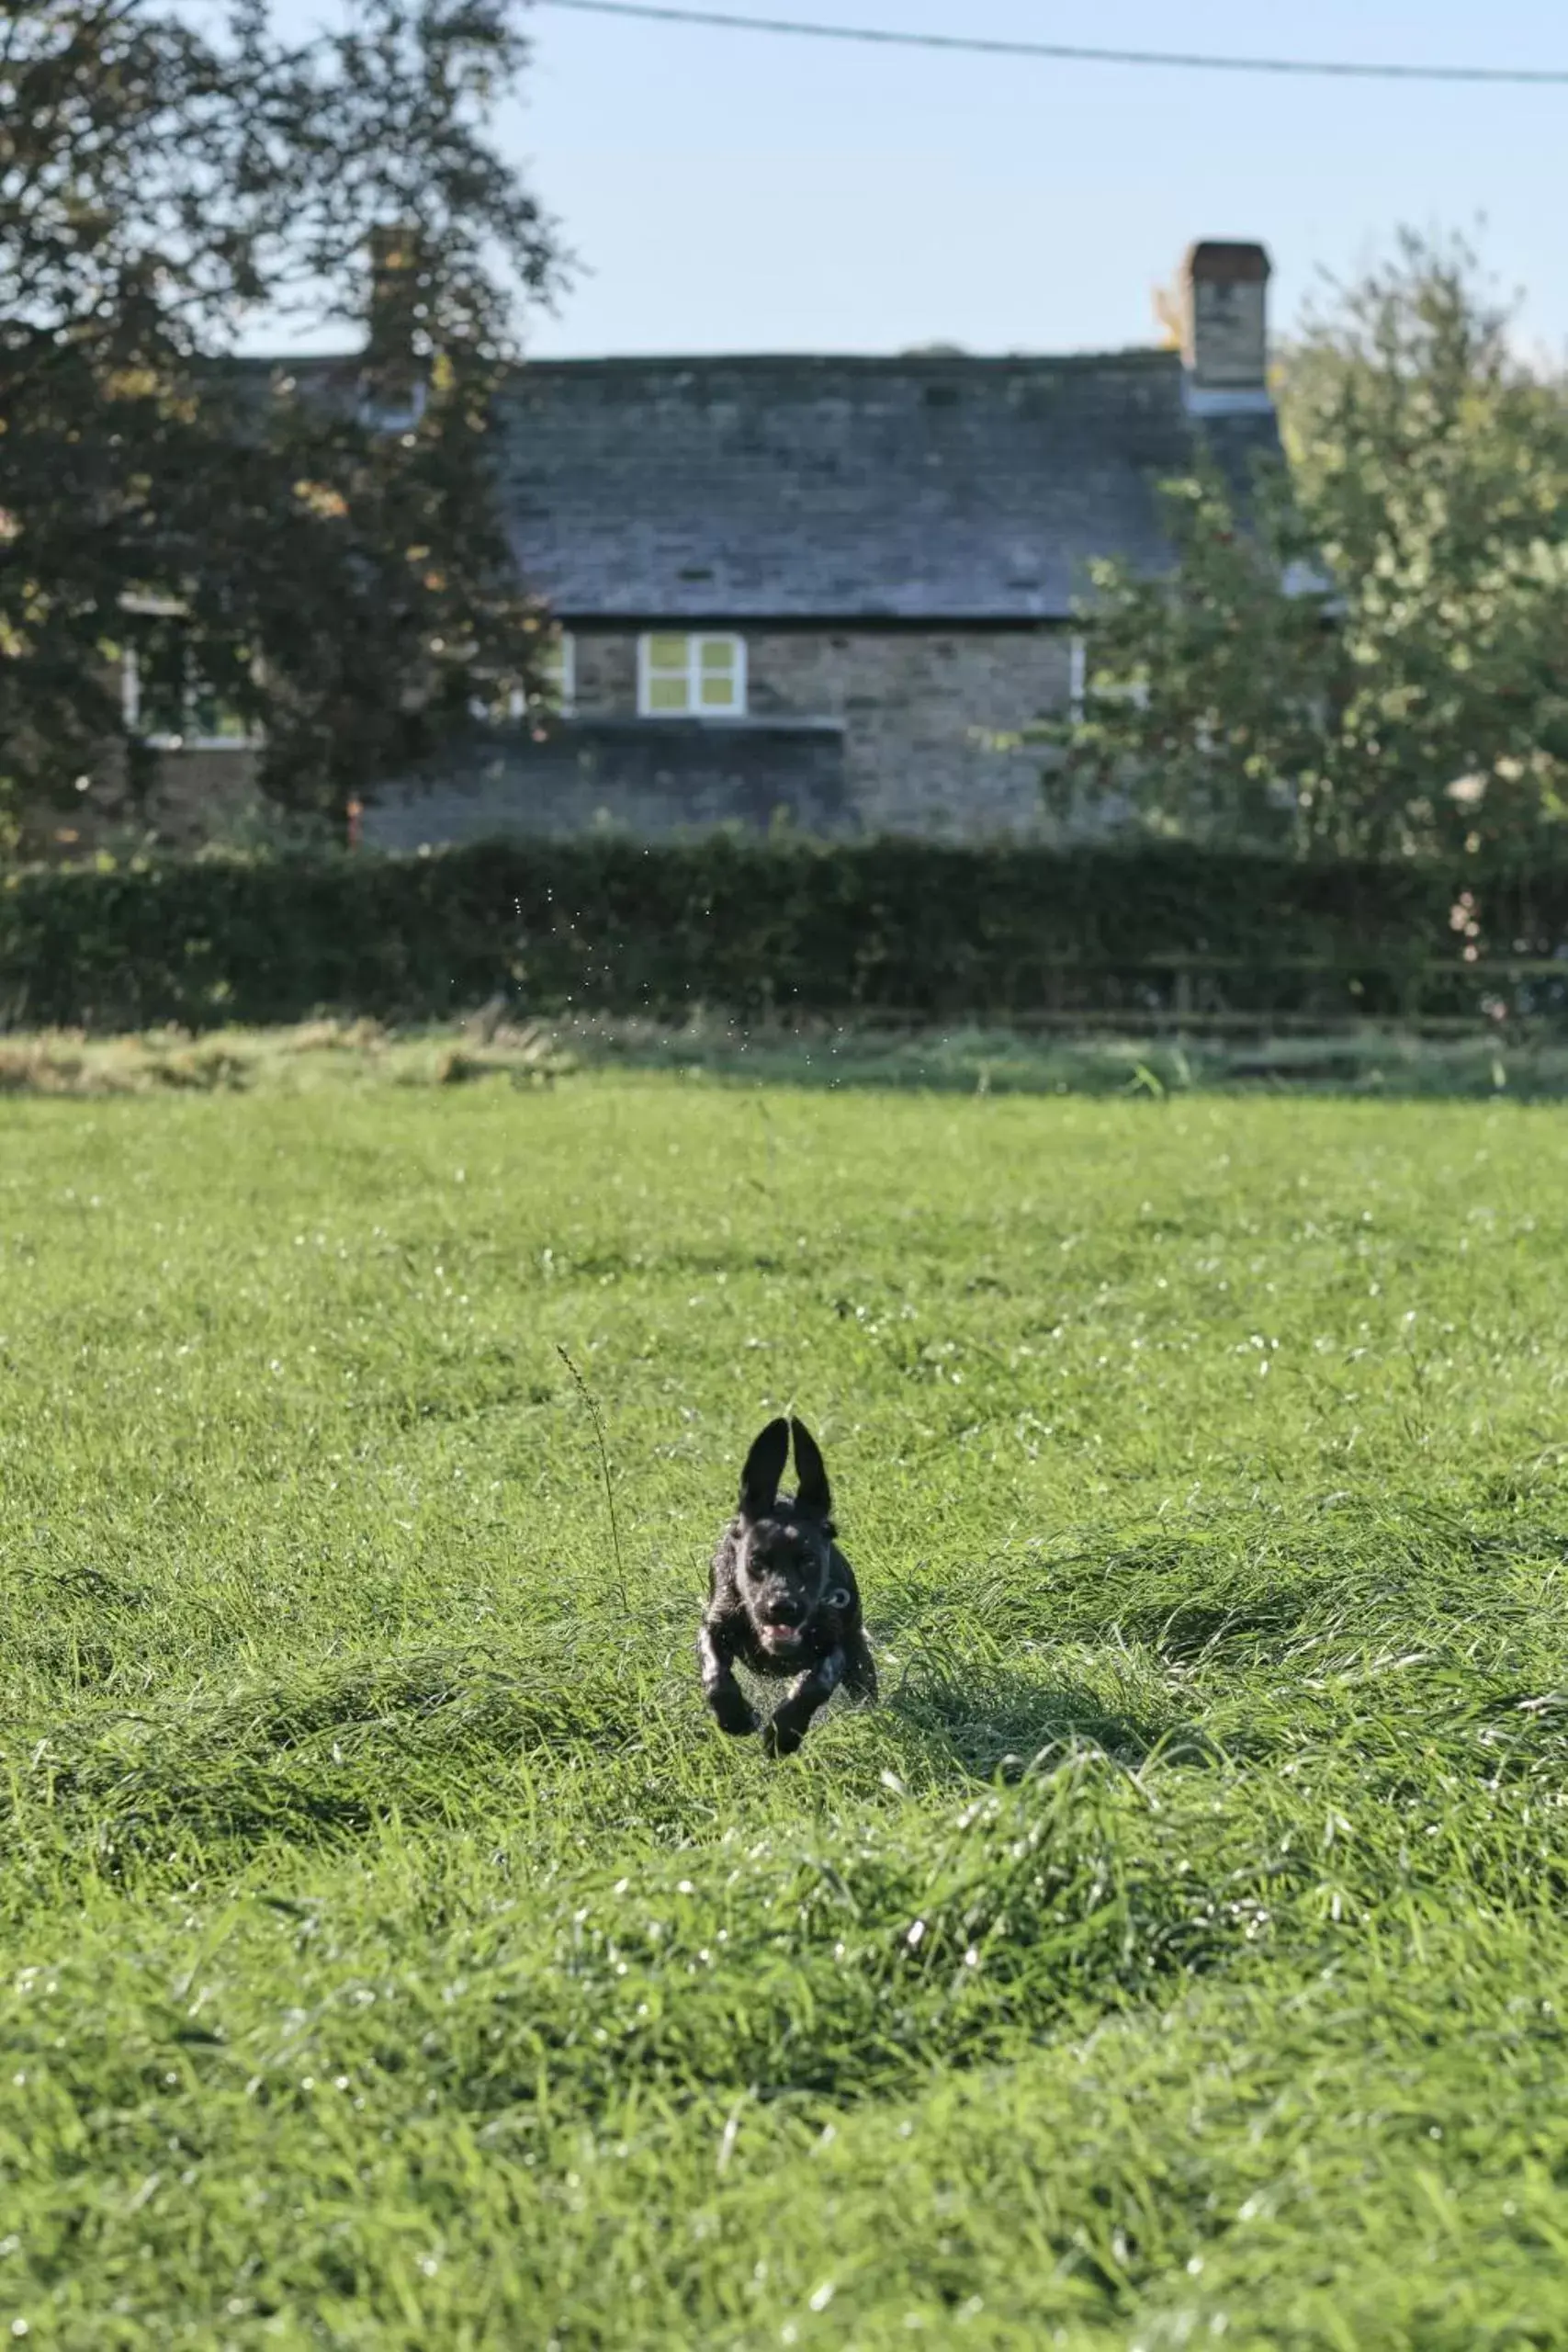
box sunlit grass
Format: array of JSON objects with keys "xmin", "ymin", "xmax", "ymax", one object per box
[{"xmin": 5, "ymin": 1076, "xmax": 1568, "ymax": 2345}]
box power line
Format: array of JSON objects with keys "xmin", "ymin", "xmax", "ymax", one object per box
[{"xmin": 536, "ymin": 0, "xmax": 1568, "ymax": 85}]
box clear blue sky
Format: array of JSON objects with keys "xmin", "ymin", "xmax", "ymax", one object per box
[
  {"xmin": 256, "ymin": 0, "xmax": 1566, "ymax": 360},
  {"xmin": 499, "ymin": 0, "xmax": 1566, "ymax": 359}
]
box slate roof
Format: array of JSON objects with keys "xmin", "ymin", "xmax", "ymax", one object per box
[{"xmin": 492, "ymin": 348, "xmax": 1282, "ymax": 624}]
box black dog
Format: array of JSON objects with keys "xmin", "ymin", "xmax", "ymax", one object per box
[{"xmin": 698, "ymin": 1417, "xmax": 876, "ymax": 1757}]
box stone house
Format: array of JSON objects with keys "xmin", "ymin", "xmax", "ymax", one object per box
[
  {"xmin": 112, "ymin": 240, "xmax": 1283, "ymax": 849},
  {"xmin": 373, "ymin": 237, "xmax": 1282, "ymax": 845}
]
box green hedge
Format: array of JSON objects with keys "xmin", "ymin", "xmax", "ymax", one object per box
[{"xmin": 5, "ymin": 839, "xmax": 1568, "ymax": 1032}]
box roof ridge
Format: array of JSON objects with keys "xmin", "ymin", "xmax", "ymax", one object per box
[{"xmin": 508, "ymin": 345, "xmax": 1178, "ymax": 374}]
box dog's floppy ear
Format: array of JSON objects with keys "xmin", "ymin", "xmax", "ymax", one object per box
[
  {"xmin": 791, "ymin": 1419, "xmax": 832, "ymax": 1517},
  {"xmin": 739, "ymin": 1418, "xmax": 790, "ymax": 1520}
]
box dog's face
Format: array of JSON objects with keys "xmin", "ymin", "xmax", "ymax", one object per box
[
  {"xmin": 731, "ymin": 1418, "xmax": 840, "ymax": 1659},
  {"xmin": 734, "ymin": 1505, "xmax": 835, "ymax": 1658}
]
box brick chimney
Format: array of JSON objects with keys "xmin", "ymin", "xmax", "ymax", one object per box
[
  {"xmin": 1181, "ymin": 242, "xmax": 1272, "ymax": 413},
  {"xmin": 361, "ymin": 224, "xmax": 428, "ymax": 428},
  {"xmin": 367, "ymin": 224, "xmax": 427, "ymax": 366}
]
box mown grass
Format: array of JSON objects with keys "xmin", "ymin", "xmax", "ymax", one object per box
[{"xmin": 5, "ymin": 1070, "xmax": 1568, "ymax": 2346}]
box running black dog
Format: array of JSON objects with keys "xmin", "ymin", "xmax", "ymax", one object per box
[{"xmin": 698, "ymin": 1418, "xmax": 876, "ymax": 1757}]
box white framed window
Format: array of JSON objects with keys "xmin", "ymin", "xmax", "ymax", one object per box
[
  {"xmin": 1068, "ymin": 630, "xmax": 1148, "ymax": 721},
  {"xmin": 121, "ymin": 639, "xmax": 260, "ymax": 750},
  {"xmin": 637, "ymin": 631, "xmax": 746, "ymax": 718}
]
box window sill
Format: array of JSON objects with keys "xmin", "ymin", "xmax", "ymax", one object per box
[
  {"xmin": 563, "ymin": 714, "xmax": 843, "ymax": 740},
  {"xmin": 139, "ymin": 736, "xmax": 263, "ymax": 752}
]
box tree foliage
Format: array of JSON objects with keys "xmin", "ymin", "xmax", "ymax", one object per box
[
  {"xmin": 1048, "ymin": 232, "xmax": 1568, "ymax": 855},
  {"xmin": 0, "ymin": 0, "xmax": 562, "ymax": 840}
]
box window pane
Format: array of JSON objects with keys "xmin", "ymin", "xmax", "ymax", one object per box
[
  {"xmin": 187, "ymin": 670, "xmax": 251, "ymax": 740},
  {"xmin": 648, "ymin": 676, "xmax": 690, "ymax": 711},
  {"xmin": 536, "ymin": 640, "xmax": 566, "ymax": 710},
  {"xmin": 647, "ymin": 634, "xmax": 689, "ymax": 672},
  {"xmin": 699, "ymin": 639, "xmax": 736, "ymax": 674},
  {"xmin": 137, "ymin": 642, "xmax": 186, "ymax": 738},
  {"xmin": 699, "ymin": 673, "xmax": 739, "ymax": 709}
]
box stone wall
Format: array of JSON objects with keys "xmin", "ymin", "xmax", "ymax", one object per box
[
  {"xmin": 564, "ymin": 623, "xmax": 1073, "ymax": 838},
  {"xmin": 49, "ymin": 624, "xmax": 1074, "ymax": 853},
  {"xmin": 27, "ymin": 745, "xmax": 265, "ymax": 859},
  {"xmin": 744, "ymin": 626, "xmax": 1070, "ymax": 835},
  {"xmin": 135, "ymin": 748, "xmax": 265, "ymax": 849},
  {"xmin": 361, "ymin": 716, "xmax": 846, "ymax": 850}
]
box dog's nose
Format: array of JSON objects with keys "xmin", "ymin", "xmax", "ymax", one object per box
[{"xmin": 768, "ymin": 1597, "xmax": 804, "ymax": 1626}]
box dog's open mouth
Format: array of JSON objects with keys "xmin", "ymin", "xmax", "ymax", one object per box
[{"xmin": 758, "ymin": 1619, "xmax": 805, "ymax": 1655}]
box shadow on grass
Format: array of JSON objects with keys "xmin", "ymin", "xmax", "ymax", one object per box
[
  {"xmin": 880, "ymin": 1659, "xmax": 1215, "ymax": 1782},
  {"xmin": 563, "ymin": 1018, "xmax": 1568, "ymax": 1102},
  {"xmin": 10, "ymin": 1647, "xmax": 666, "ymax": 1863},
  {"xmin": 1112, "ymin": 1587, "xmax": 1334, "ymax": 1667}
]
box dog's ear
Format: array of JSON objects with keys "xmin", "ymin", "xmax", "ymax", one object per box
[
  {"xmin": 791, "ymin": 1419, "xmax": 832, "ymax": 1517},
  {"xmin": 739, "ymin": 1418, "xmax": 790, "ymax": 1520}
]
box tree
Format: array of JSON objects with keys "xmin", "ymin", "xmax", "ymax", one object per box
[
  {"xmin": 0, "ymin": 0, "xmax": 564, "ymax": 845},
  {"xmin": 1046, "ymin": 232, "xmax": 1568, "ymax": 856}
]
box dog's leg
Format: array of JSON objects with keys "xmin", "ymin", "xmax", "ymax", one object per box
[
  {"xmin": 698, "ymin": 1617, "xmax": 758, "ymax": 1736},
  {"xmin": 842, "ymin": 1628, "xmax": 878, "ymax": 1703},
  {"xmin": 762, "ymin": 1646, "xmax": 846, "ymax": 1758}
]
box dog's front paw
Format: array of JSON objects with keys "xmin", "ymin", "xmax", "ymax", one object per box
[
  {"xmin": 761, "ymin": 1713, "xmax": 805, "ymax": 1759},
  {"xmin": 710, "ymin": 1686, "xmax": 759, "ymax": 1736}
]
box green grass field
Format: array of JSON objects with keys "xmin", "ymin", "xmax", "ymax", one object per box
[{"xmin": 6, "ymin": 1065, "xmax": 1568, "ymax": 2348}]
